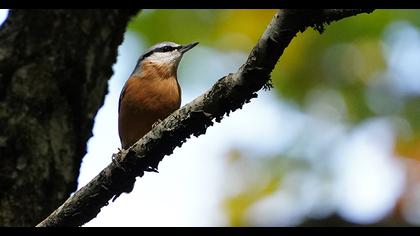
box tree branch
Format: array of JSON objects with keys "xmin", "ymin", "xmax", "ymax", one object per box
[{"xmin": 36, "ymin": 9, "xmax": 374, "ymax": 227}]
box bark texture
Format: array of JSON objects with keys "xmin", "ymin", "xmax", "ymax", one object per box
[
  {"xmin": 36, "ymin": 9, "xmax": 374, "ymax": 227},
  {"xmin": 0, "ymin": 9, "xmax": 138, "ymax": 226}
]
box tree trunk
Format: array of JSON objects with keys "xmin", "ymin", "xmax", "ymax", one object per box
[{"xmin": 0, "ymin": 9, "xmax": 138, "ymax": 226}]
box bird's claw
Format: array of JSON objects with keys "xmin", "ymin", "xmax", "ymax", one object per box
[
  {"xmin": 152, "ymin": 119, "xmax": 162, "ymax": 129},
  {"xmin": 111, "ymin": 148, "xmax": 122, "ymax": 161},
  {"xmin": 112, "ymin": 148, "xmax": 126, "ymax": 172}
]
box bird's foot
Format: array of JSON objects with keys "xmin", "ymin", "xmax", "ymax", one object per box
[
  {"xmin": 112, "ymin": 148, "xmax": 123, "ymax": 160},
  {"xmin": 112, "ymin": 148, "xmax": 126, "ymax": 172},
  {"xmin": 152, "ymin": 119, "xmax": 163, "ymax": 129}
]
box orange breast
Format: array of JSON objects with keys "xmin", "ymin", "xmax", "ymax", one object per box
[{"xmin": 118, "ymin": 75, "xmax": 181, "ymax": 149}]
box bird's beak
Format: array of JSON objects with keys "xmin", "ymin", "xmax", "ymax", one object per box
[{"xmin": 179, "ymin": 42, "xmax": 199, "ymax": 54}]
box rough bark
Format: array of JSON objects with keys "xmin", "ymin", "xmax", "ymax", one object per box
[
  {"xmin": 0, "ymin": 9, "xmax": 138, "ymax": 226},
  {"xmin": 36, "ymin": 9, "xmax": 374, "ymax": 227}
]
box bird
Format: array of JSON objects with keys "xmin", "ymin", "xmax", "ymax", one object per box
[{"xmin": 118, "ymin": 41, "xmax": 199, "ymax": 150}]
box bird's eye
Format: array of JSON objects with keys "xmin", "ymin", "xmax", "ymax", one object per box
[{"xmin": 163, "ymin": 46, "xmax": 172, "ymax": 51}]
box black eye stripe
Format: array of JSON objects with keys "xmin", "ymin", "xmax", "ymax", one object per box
[
  {"xmin": 137, "ymin": 45, "xmax": 182, "ymax": 63},
  {"xmin": 142, "ymin": 51, "xmax": 153, "ymax": 59},
  {"xmin": 154, "ymin": 45, "xmax": 176, "ymax": 53}
]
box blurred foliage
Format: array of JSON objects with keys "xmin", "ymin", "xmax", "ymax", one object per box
[
  {"xmin": 224, "ymin": 176, "xmax": 280, "ymax": 226},
  {"xmin": 128, "ymin": 9, "xmax": 276, "ymax": 52},
  {"xmin": 127, "ymin": 9, "xmax": 420, "ymax": 226},
  {"xmin": 396, "ymin": 135, "xmax": 420, "ymax": 160},
  {"xmin": 223, "ymin": 150, "xmax": 280, "ymax": 226},
  {"xmin": 222, "ymin": 149, "xmax": 311, "ymax": 226},
  {"xmin": 274, "ymin": 10, "xmax": 420, "ymax": 121}
]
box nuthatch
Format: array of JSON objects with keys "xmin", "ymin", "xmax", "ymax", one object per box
[{"xmin": 118, "ymin": 41, "xmax": 199, "ymax": 149}]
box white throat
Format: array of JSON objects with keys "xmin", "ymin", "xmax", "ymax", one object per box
[{"xmin": 147, "ymin": 51, "xmax": 183, "ymax": 66}]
